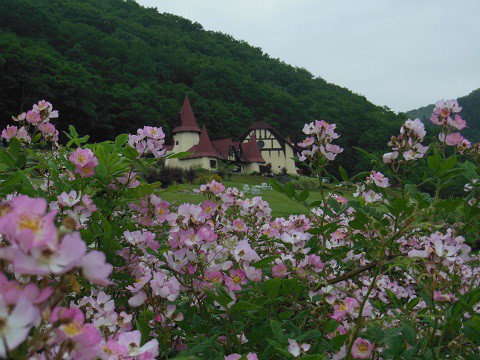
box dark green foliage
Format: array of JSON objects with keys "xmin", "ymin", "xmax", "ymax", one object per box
[
  {"xmin": 0, "ymin": 0, "xmax": 406, "ymax": 173},
  {"xmin": 143, "ymin": 166, "xmax": 198, "ymax": 188}
]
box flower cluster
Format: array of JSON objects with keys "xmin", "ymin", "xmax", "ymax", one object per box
[
  {"xmin": 429, "ymin": 99, "xmax": 476, "ymax": 155},
  {"xmin": 383, "ymin": 118, "xmax": 428, "ymax": 163},
  {"xmin": 0, "ymin": 195, "xmax": 111, "ymax": 283},
  {"xmin": 128, "ymin": 126, "xmax": 166, "ymax": 158},
  {"xmin": 69, "ymin": 147, "xmax": 99, "ymax": 178},
  {"xmin": 297, "ymin": 120, "xmax": 343, "ymax": 162},
  {"xmin": 1, "ymin": 100, "xmax": 480, "ymax": 359},
  {"xmin": 1, "ymin": 100, "xmax": 59, "ymax": 144},
  {"xmin": 50, "ymin": 190, "xmax": 98, "ymax": 229}
]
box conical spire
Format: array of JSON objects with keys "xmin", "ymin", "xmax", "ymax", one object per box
[
  {"xmin": 173, "ymin": 95, "xmax": 201, "ymax": 133},
  {"xmin": 187, "ymin": 126, "xmax": 219, "ymax": 158},
  {"xmin": 241, "ymin": 132, "xmax": 265, "ymax": 163}
]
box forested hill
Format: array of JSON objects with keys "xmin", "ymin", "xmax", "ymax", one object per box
[
  {"xmin": 407, "ymin": 88, "xmax": 480, "ymax": 142},
  {"xmin": 0, "ymin": 0, "xmax": 406, "ymax": 172}
]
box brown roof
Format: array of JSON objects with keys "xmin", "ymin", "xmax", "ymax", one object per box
[
  {"xmin": 173, "ymin": 96, "xmax": 201, "ymax": 134},
  {"xmin": 184, "ymin": 126, "xmax": 220, "ymax": 159},
  {"xmin": 211, "ymin": 138, "xmax": 233, "ymax": 159},
  {"xmin": 248, "ymin": 121, "xmax": 273, "ymax": 130},
  {"xmin": 241, "ymin": 133, "xmax": 265, "ymax": 163}
]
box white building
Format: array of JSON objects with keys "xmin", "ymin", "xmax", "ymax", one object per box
[{"xmin": 165, "ymin": 97, "xmax": 266, "ymax": 173}]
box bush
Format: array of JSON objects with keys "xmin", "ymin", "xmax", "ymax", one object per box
[
  {"xmin": 195, "ymin": 171, "xmax": 222, "ymax": 185},
  {"xmin": 1, "ymin": 100, "xmax": 480, "ymax": 360},
  {"xmin": 291, "ymin": 176, "xmax": 320, "ymax": 190},
  {"xmin": 144, "ymin": 166, "xmax": 198, "ymax": 188}
]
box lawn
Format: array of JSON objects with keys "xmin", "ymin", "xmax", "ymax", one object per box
[{"xmin": 158, "ymin": 175, "xmax": 332, "ymax": 217}]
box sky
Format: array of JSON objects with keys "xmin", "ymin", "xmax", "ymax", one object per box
[{"xmin": 136, "ymin": 0, "xmax": 480, "ymax": 113}]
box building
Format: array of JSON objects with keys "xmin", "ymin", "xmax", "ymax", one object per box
[
  {"xmin": 237, "ymin": 121, "xmax": 298, "ymax": 174},
  {"xmin": 165, "ymin": 96, "xmax": 297, "ymax": 174}
]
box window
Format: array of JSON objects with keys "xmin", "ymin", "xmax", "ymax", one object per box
[
  {"xmin": 229, "ymin": 146, "xmax": 235, "ymax": 157},
  {"xmin": 210, "ymin": 160, "xmax": 217, "ymax": 168},
  {"xmin": 175, "ymin": 141, "xmax": 179, "ymax": 145},
  {"xmin": 257, "ymin": 140, "xmax": 265, "ymax": 149}
]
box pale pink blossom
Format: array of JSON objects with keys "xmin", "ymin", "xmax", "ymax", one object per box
[
  {"xmin": 81, "ymin": 251, "xmax": 113, "ymax": 285},
  {"xmin": 288, "ymin": 338, "xmax": 311, "ymax": 357},
  {"xmin": 0, "ymin": 297, "xmax": 40, "ymax": 358},
  {"xmin": 351, "ymin": 337, "xmax": 374, "ymax": 359}
]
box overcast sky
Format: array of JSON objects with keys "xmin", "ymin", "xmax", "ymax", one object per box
[{"xmin": 137, "ymin": 0, "xmax": 480, "ymax": 113}]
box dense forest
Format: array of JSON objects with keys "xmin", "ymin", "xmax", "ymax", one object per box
[
  {"xmin": 407, "ymin": 88, "xmax": 480, "ymax": 142},
  {"xmin": 0, "ymin": 0, "xmax": 407, "ymax": 172}
]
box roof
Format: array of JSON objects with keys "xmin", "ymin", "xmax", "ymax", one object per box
[
  {"xmin": 248, "ymin": 121, "xmax": 273, "ymax": 130},
  {"xmin": 238, "ymin": 120, "xmax": 300, "ymax": 152},
  {"xmin": 184, "ymin": 126, "xmax": 221, "ymax": 159},
  {"xmin": 240, "ymin": 133, "xmax": 265, "ymax": 163},
  {"xmin": 173, "ymin": 96, "xmax": 201, "ymax": 134},
  {"xmin": 211, "ymin": 138, "xmax": 233, "ymax": 158}
]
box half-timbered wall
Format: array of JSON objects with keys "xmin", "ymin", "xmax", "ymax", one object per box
[{"xmin": 243, "ymin": 129, "xmax": 297, "ymax": 174}]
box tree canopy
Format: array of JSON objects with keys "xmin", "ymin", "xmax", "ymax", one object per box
[{"xmin": 0, "ymin": 0, "xmax": 406, "ymax": 172}]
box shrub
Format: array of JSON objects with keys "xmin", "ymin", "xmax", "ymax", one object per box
[
  {"xmin": 0, "ymin": 99, "xmax": 479, "ymax": 360},
  {"xmin": 144, "ymin": 166, "xmax": 198, "ymax": 188},
  {"xmin": 195, "ymin": 171, "xmax": 222, "ymax": 185},
  {"xmin": 291, "ymin": 176, "xmax": 320, "ymax": 190}
]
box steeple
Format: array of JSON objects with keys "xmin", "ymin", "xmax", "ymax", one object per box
[
  {"xmin": 241, "ymin": 132, "xmax": 265, "ymax": 163},
  {"xmin": 173, "ymin": 95, "xmax": 201, "ymax": 133},
  {"xmin": 186, "ymin": 126, "xmax": 219, "ymax": 158}
]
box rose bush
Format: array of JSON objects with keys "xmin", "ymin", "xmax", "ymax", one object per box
[{"xmin": 0, "ymin": 99, "xmax": 478, "ymax": 359}]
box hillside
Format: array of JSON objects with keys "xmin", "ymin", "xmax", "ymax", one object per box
[
  {"xmin": 407, "ymin": 88, "xmax": 480, "ymax": 141},
  {"xmin": 0, "ymin": 0, "xmax": 406, "ymax": 172}
]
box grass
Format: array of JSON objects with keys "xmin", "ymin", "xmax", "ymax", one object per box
[{"xmin": 158, "ymin": 174, "xmax": 334, "ymax": 217}]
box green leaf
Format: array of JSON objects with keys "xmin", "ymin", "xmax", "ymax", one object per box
[
  {"xmin": 166, "ymin": 151, "xmax": 191, "ymax": 159},
  {"xmin": 114, "ymin": 134, "xmax": 129, "ymax": 148},
  {"xmin": 402, "ymin": 325, "xmax": 417, "ymax": 346},
  {"xmin": 270, "ymin": 179, "xmax": 284, "ymax": 193},
  {"xmin": 463, "ymin": 315, "xmax": 480, "ymax": 341},
  {"xmin": 95, "ymin": 163, "xmax": 108, "ymax": 178},
  {"xmin": 0, "ymin": 149, "xmax": 16, "ymax": 168},
  {"xmin": 427, "ymin": 149, "xmax": 441, "ymax": 172},
  {"xmin": 285, "ymin": 183, "xmax": 295, "ymax": 198},
  {"xmin": 178, "ymin": 336, "xmax": 216, "ymax": 357},
  {"xmin": 0, "ymin": 172, "xmax": 22, "ymax": 190},
  {"xmin": 14, "ymin": 154, "xmax": 27, "ymax": 169},
  {"xmin": 298, "ymin": 189, "xmax": 309, "ymax": 202},
  {"xmin": 406, "ymin": 297, "xmax": 420, "ymax": 311},
  {"xmin": 20, "ymin": 172, "xmax": 37, "ymax": 196},
  {"xmin": 323, "ymin": 319, "xmax": 339, "ymax": 334},
  {"xmin": 309, "ymin": 200, "xmax": 323, "ymax": 208},
  {"xmin": 230, "ymin": 301, "xmax": 259, "ymax": 311},
  {"xmin": 262, "ymin": 278, "xmax": 282, "ymax": 298},
  {"xmin": 69, "ymin": 125, "xmax": 78, "ymax": 137},
  {"xmin": 297, "ymin": 330, "xmax": 323, "ymax": 342},
  {"xmin": 252, "ymin": 255, "xmax": 280, "ymax": 269},
  {"xmin": 8, "ymin": 137, "xmax": 21, "ymax": 157},
  {"xmin": 338, "ymin": 166, "xmax": 348, "ymax": 181},
  {"xmin": 135, "ymin": 311, "xmax": 151, "ymax": 344},
  {"xmin": 439, "ymin": 155, "xmax": 457, "ymax": 174},
  {"xmin": 307, "ymin": 227, "xmax": 323, "ymax": 235},
  {"xmin": 270, "ymin": 319, "xmax": 285, "ymax": 343},
  {"xmin": 122, "ymin": 145, "xmax": 139, "ymax": 160}
]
